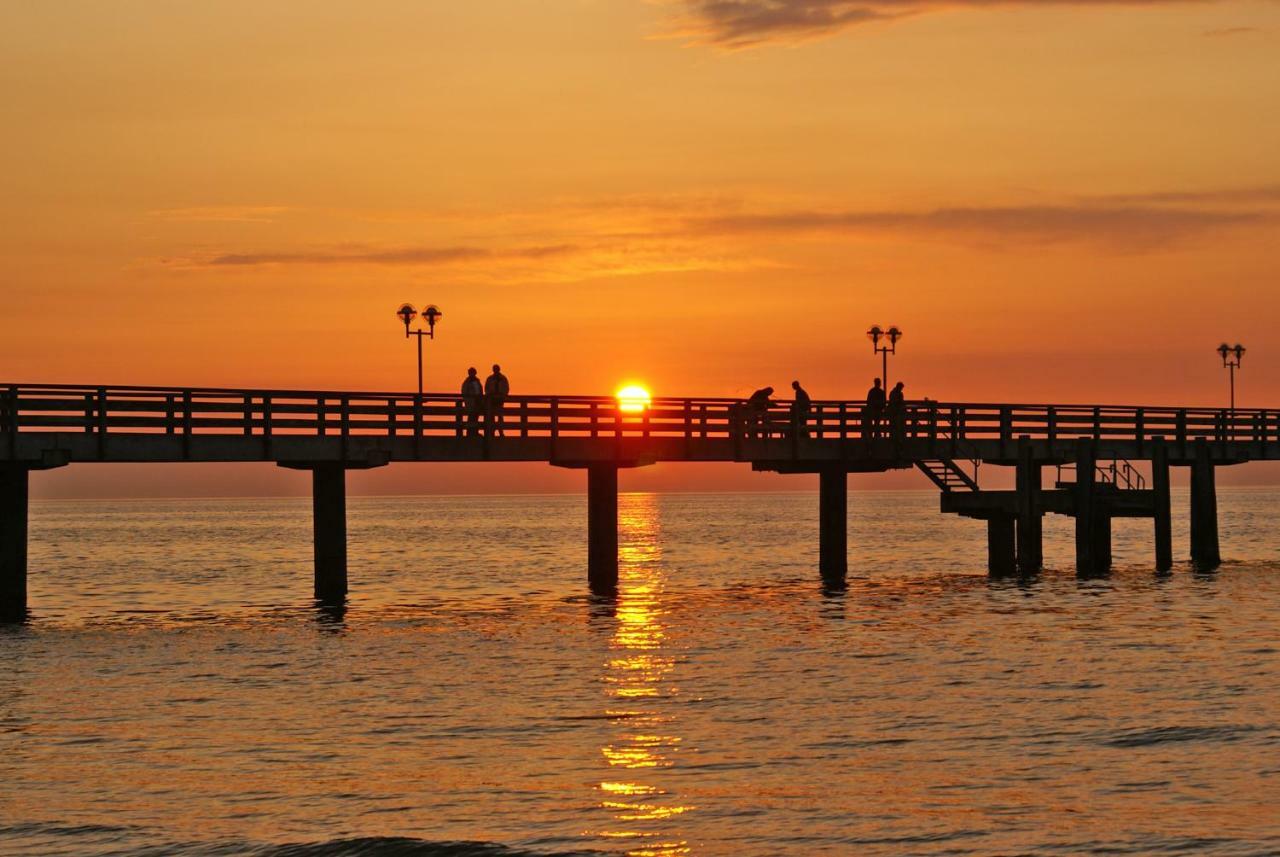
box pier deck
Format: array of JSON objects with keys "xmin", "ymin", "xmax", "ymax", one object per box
[{"xmin": 2, "ymin": 383, "xmax": 1276, "ymax": 619}]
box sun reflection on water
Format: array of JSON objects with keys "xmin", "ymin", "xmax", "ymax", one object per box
[{"xmin": 595, "ymin": 494, "xmax": 693, "ymax": 856}]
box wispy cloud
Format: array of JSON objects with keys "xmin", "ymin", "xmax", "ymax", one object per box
[
  {"xmin": 1203, "ymin": 25, "xmax": 1261, "ymax": 36},
  {"xmin": 204, "ymin": 244, "xmax": 575, "ymax": 267},
  {"xmin": 666, "ymin": 0, "xmax": 1219, "ymax": 49},
  {"xmin": 686, "ymin": 204, "xmax": 1270, "ymax": 248},
  {"xmin": 164, "ymin": 184, "xmax": 1278, "ymax": 279},
  {"xmin": 150, "ymin": 205, "xmax": 292, "ymax": 224}
]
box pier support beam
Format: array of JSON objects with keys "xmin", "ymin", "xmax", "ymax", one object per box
[
  {"xmin": 311, "ymin": 464, "xmax": 347, "ymax": 603},
  {"xmin": 987, "ymin": 515, "xmax": 1016, "ymax": 577},
  {"xmin": 1074, "ymin": 440, "xmax": 1111, "ymax": 576},
  {"xmin": 1190, "ymin": 438, "xmax": 1220, "ymax": 569},
  {"xmin": 1151, "ymin": 438, "xmax": 1173, "ymax": 572},
  {"xmin": 1015, "ymin": 439, "xmax": 1042, "ymax": 575},
  {"xmin": 819, "ymin": 467, "xmax": 847, "ymax": 587},
  {"xmin": 587, "ymin": 463, "xmax": 619, "ymax": 596},
  {"xmin": 0, "ymin": 467, "xmax": 29, "ymax": 622}
]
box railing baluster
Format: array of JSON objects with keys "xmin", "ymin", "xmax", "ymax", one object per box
[
  {"xmin": 838, "ymin": 403, "xmax": 846, "ymax": 441},
  {"xmin": 243, "ymin": 394, "xmax": 253, "ymax": 436},
  {"xmin": 683, "ymin": 401, "xmax": 691, "ymax": 442},
  {"xmin": 454, "ymin": 400, "xmax": 463, "ymax": 438},
  {"xmin": 388, "ymin": 397, "xmax": 397, "ymax": 438},
  {"xmin": 521, "ymin": 400, "xmax": 529, "ymax": 439},
  {"xmin": 340, "ymin": 396, "xmax": 350, "ymax": 458},
  {"xmin": 1093, "ymin": 406, "xmax": 1101, "ymax": 440},
  {"xmin": 317, "ymin": 397, "xmax": 327, "ymax": 436},
  {"xmin": 700, "ymin": 403, "xmax": 708, "ymax": 439},
  {"xmin": 591, "ymin": 402, "xmax": 599, "ymax": 439},
  {"xmin": 182, "ymin": 391, "xmax": 192, "ymax": 459}
]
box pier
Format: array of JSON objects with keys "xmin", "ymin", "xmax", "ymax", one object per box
[{"xmin": 2, "ymin": 382, "xmax": 1277, "ymax": 619}]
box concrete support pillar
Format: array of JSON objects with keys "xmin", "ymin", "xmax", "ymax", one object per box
[
  {"xmin": 1093, "ymin": 513, "xmax": 1112, "ymax": 573},
  {"xmin": 818, "ymin": 467, "xmax": 847, "ymax": 587},
  {"xmin": 587, "ymin": 463, "xmax": 619, "ymax": 596},
  {"xmin": 312, "ymin": 464, "xmax": 347, "ymax": 603},
  {"xmin": 1190, "ymin": 438, "xmax": 1220, "ymax": 568},
  {"xmin": 1075, "ymin": 439, "xmax": 1097, "ymax": 576},
  {"xmin": 987, "ymin": 515, "xmax": 1016, "ymax": 577},
  {"xmin": 0, "ymin": 467, "xmax": 29, "ymax": 622},
  {"xmin": 1015, "ymin": 438, "xmax": 1042, "ymax": 575},
  {"xmin": 1151, "ymin": 438, "xmax": 1173, "ymax": 572}
]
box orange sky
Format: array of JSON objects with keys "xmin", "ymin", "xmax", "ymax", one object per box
[{"xmin": 3, "ymin": 1, "xmax": 1279, "ymax": 496}]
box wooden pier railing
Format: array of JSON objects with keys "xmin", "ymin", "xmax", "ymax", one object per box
[{"xmin": 3, "ymin": 383, "xmax": 1279, "ymax": 448}]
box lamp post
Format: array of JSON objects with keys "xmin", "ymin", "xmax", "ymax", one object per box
[
  {"xmin": 1217, "ymin": 342, "xmax": 1245, "ymax": 410},
  {"xmin": 396, "ymin": 303, "xmax": 443, "ymax": 395},
  {"xmin": 866, "ymin": 325, "xmax": 903, "ymax": 387}
]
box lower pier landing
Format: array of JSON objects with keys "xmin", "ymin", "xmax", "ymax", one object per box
[{"xmin": 3, "ymin": 382, "xmax": 1275, "ymax": 619}]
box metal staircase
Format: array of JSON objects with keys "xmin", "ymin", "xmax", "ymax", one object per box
[
  {"xmin": 916, "ymin": 458, "xmax": 980, "ymax": 492},
  {"xmin": 1056, "ymin": 458, "xmax": 1146, "ymax": 490}
]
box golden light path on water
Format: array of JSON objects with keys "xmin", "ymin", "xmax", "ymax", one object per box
[{"xmin": 595, "ymin": 493, "xmax": 692, "ymax": 856}]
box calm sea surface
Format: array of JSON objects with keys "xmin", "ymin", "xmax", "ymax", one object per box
[{"xmin": 2, "ymin": 490, "xmax": 1278, "ymax": 856}]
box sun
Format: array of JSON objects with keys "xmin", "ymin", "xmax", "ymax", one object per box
[{"xmin": 616, "ymin": 384, "xmax": 652, "ymax": 413}]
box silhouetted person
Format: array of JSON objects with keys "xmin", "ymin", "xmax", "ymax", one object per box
[
  {"xmin": 485, "ymin": 364, "xmax": 510, "ymax": 437},
  {"xmin": 887, "ymin": 381, "xmax": 906, "ymax": 443},
  {"xmin": 863, "ymin": 378, "xmax": 885, "ymax": 439},
  {"xmin": 746, "ymin": 386, "xmax": 774, "ymax": 438},
  {"xmin": 790, "ymin": 380, "xmax": 811, "ymax": 439},
  {"xmin": 461, "ymin": 367, "xmax": 483, "ymax": 437}
]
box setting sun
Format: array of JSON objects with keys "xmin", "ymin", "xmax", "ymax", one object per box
[{"xmin": 616, "ymin": 385, "xmax": 652, "ymax": 413}]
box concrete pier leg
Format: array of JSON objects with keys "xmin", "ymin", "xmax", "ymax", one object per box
[
  {"xmin": 1190, "ymin": 438, "xmax": 1220, "ymax": 569},
  {"xmin": 818, "ymin": 468, "xmax": 847, "ymax": 587},
  {"xmin": 987, "ymin": 515, "xmax": 1016, "ymax": 577},
  {"xmin": 0, "ymin": 468, "xmax": 29, "ymax": 622},
  {"xmin": 587, "ymin": 463, "xmax": 619, "ymax": 596},
  {"xmin": 1075, "ymin": 439, "xmax": 1098, "ymax": 576},
  {"xmin": 1093, "ymin": 513, "xmax": 1113, "ymax": 573},
  {"xmin": 1015, "ymin": 439, "xmax": 1042, "ymax": 575},
  {"xmin": 312, "ymin": 465, "xmax": 347, "ymax": 603},
  {"xmin": 1152, "ymin": 439, "xmax": 1173, "ymax": 572}
]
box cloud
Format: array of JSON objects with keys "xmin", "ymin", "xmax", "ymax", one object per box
[
  {"xmin": 667, "ymin": 0, "xmax": 1217, "ymax": 49},
  {"xmin": 150, "ymin": 206, "xmax": 292, "ymax": 224},
  {"xmin": 686, "ymin": 203, "xmax": 1270, "ymax": 247},
  {"xmin": 204, "ymin": 244, "xmax": 576, "ymax": 267},
  {"xmin": 1203, "ymin": 25, "xmax": 1261, "ymax": 36},
  {"xmin": 167, "ymin": 184, "xmax": 1277, "ymax": 279}
]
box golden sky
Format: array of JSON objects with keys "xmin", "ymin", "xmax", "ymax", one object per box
[{"xmin": 4, "ymin": 1, "xmax": 1278, "ymax": 495}]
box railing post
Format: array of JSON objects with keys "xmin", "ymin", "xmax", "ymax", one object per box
[
  {"xmin": 683, "ymin": 401, "xmax": 691, "ymax": 443},
  {"xmin": 96, "ymin": 387, "xmax": 107, "ymax": 458},
  {"xmin": 1176, "ymin": 409, "xmax": 1187, "ymax": 456},
  {"xmin": 340, "ymin": 396, "xmax": 350, "ymax": 460},
  {"xmin": 454, "ymin": 400, "xmax": 463, "ymax": 438},
  {"xmin": 520, "ymin": 400, "xmax": 529, "ymax": 439},
  {"xmin": 82, "ymin": 393, "xmax": 93, "ymax": 434},
  {"xmin": 1092, "ymin": 406, "xmax": 1101, "ymax": 441},
  {"xmin": 165, "ymin": 394, "xmax": 176, "ymax": 436},
  {"xmin": 838, "ymin": 403, "xmax": 847, "ymax": 441},
  {"xmin": 317, "ymin": 397, "xmax": 327, "ymax": 437},
  {"xmin": 388, "ymin": 398, "xmax": 397, "ymax": 438},
  {"xmin": 1047, "ymin": 406, "xmax": 1057, "ymax": 445},
  {"xmin": 262, "ymin": 395, "xmax": 273, "ymax": 458},
  {"xmin": 550, "ymin": 397, "xmax": 560, "ymax": 458},
  {"xmin": 243, "ymin": 394, "xmax": 254, "ymax": 437},
  {"xmin": 413, "ymin": 394, "xmax": 423, "ymax": 458},
  {"xmin": 182, "ymin": 391, "xmax": 193, "ymax": 459},
  {"xmin": 699, "ymin": 403, "xmax": 708, "ymax": 439},
  {"xmin": 591, "ymin": 402, "xmax": 599, "ymax": 439},
  {"xmin": 1134, "ymin": 408, "xmax": 1145, "ymax": 455}
]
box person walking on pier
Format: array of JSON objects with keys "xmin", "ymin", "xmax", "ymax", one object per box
[
  {"xmin": 863, "ymin": 378, "xmax": 885, "ymax": 439},
  {"xmin": 887, "ymin": 381, "xmax": 906, "ymax": 444},
  {"xmin": 746, "ymin": 386, "xmax": 774, "ymax": 439},
  {"xmin": 461, "ymin": 367, "xmax": 483, "ymax": 437},
  {"xmin": 485, "ymin": 364, "xmax": 510, "ymax": 437},
  {"xmin": 790, "ymin": 380, "xmax": 811, "ymax": 439}
]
